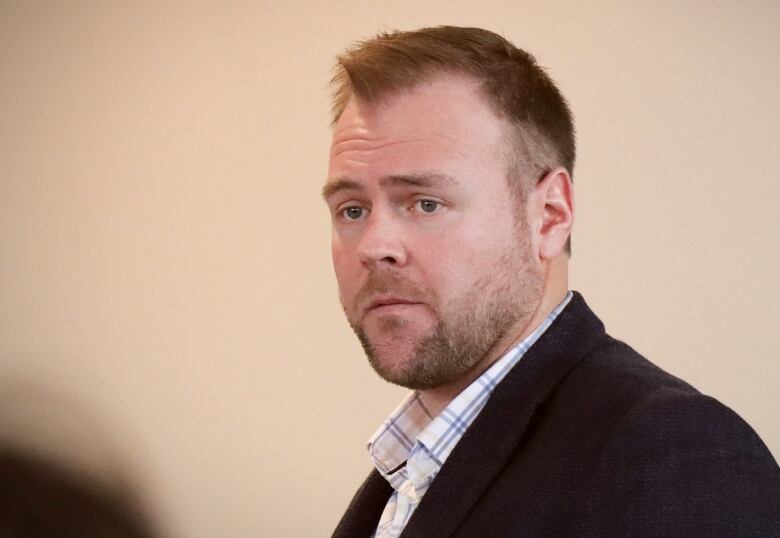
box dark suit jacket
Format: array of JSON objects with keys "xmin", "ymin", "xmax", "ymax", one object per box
[{"xmin": 333, "ymin": 292, "xmax": 780, "ymax": 537}]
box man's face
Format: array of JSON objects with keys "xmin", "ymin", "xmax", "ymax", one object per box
[{"xmin": 324, "ymin": 75, "xmax": 544, "ymax": 390}]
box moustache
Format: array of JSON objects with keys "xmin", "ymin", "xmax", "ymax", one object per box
[{"xmin": 354, "ymin": 270, "xmax": 431, "ymax": 313}]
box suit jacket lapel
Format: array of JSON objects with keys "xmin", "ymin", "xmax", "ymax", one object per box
[
  {"xmin": 400, "ymin": 292, "xmax": 606, "ymax": 537},
  {"xmin": 331, "ymin": 468, "xmax": 393, "ymax": 538}
]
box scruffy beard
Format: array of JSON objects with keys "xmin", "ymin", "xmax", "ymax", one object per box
[{"xmin": 345, "ymin": 231, "xmax": 543, "ymax": 391}]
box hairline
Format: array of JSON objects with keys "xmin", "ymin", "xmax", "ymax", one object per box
[{"xmin": 333, "ymin": 70, "xmax": 558, "ymax": 188}]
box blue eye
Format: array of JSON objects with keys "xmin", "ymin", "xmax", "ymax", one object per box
[
  {"xmin": 416, "ymin": 199, "xmax": 440, "ymax": 213},
  {"xmin": 342, "ymin": 206, "xmax": 365, "ymax": 220}
]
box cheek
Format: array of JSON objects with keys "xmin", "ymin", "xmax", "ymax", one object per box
[
  {"xmin": 418, "ymin": 232, "xmax": 485, "ymax": 290},
  {"xmin": 427, "ymin": 224, "xmax": 515, "ymax": 287},
  {"xmin": 436, "ymin": 222, "xmax": 494, "ymax": 261},
  {"xmin": 331, "ymin": 245, "xmax": 361, "ymax": 299}
]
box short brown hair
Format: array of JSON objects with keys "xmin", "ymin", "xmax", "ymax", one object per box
[{"xmin": 331, "ymin": 26, "xmax": 575, "ymax": 181}]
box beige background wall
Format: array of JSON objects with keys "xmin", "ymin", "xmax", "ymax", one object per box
[{"xmin": 1, "ymin": 1, "xmax": 777, "ymax": 536}]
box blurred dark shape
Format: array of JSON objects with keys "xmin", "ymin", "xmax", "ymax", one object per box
[{"xmin": 0, "ymin": 449, "xmax": 156, "ymax": 538}]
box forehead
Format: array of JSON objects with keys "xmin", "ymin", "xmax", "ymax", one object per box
[{"xmin": 327, "ymin": 75, "xmax": 511, "ymax": 183}]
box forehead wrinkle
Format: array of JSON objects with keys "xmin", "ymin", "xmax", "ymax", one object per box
[
  {"xmin": 380, "ymin": 173, "xmax": 458, "ymax": 189},
  {"xmin": 330, "ymin": 134, "xmax": 453, "ymax": 159},
  {"xmin": 331, "ymin": 111, "xmax": 473, "ymax": 159}
]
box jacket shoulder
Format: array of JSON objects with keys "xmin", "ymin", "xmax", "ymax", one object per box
[{"xmin": 555, "ymin": 336, "xmax": 780, "ymax": 535}]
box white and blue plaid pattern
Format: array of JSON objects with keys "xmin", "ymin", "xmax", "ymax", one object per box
[{"xmin": 368, "ymin": 292, "xmax": 573, "ymax": 538}]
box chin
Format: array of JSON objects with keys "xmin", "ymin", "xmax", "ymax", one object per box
[{"xmin": 361, "ymin": 341, "xmax": 420, "ymax": 384}]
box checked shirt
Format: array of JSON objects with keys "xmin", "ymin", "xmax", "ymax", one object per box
[{"xmin": 367, "ymin": 291, "xmax": 573, "ymax": 537}]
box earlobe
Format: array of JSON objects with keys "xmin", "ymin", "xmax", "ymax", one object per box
[{"xmin": 536, "ymin": 167, "xmax": 574, "ymax": 260}]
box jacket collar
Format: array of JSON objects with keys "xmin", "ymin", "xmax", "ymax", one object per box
[{"xmin": 402, "ymin": 291, "xmax": 605, "ymax": 537}]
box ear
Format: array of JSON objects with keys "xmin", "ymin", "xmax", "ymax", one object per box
[{"xmin": 531, "ymin": 167, "xmax": 574, "ymax": 260}]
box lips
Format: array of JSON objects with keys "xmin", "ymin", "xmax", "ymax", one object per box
[
  {"xmin": 354, "ymin": 271, "xmax": 429, "ymax": 320},
  {"xmin": 367, "ymin": 296, "xmax": 419, "ymax": 311},
  {"xmin": 364, "ymin": 296, "xmax": 423, "ymax": 316}
]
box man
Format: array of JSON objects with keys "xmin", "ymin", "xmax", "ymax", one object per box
[{"xmin": 322, "ymin": 26, "xmax": 779, "ymax": 537}]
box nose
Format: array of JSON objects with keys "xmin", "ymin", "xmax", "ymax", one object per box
[{"xmin": 357, "ymin": 210, "xmax": 408, "ymax": 268}]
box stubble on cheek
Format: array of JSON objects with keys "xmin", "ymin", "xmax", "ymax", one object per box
[{"xmin": 344, "ymin": 234, "xmax": 543, "ymax": 391}]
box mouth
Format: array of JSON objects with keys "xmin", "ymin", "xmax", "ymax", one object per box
[{"xmin": 365, "ymin": 296, "xmax": 422, "ymax": 314}]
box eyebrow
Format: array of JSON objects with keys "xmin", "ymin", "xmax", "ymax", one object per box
[
  {"xmin": 321, "ymin": 173, "xmax": 457, "ymax": 200},
  {"xmin": 321, "ymin": 178, "xmax": 361, "ymax": 200}
]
